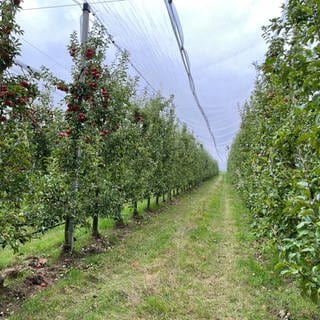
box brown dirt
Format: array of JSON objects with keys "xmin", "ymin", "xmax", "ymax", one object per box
[
  {"xmin": 0, "ymin": 236, "xmax": 115, "ymax": 318},
  {"xmin": 0, "ymin": 255, "xmax": 76, "ymax": 318}
]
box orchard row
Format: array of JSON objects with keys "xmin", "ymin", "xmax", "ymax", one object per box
[
  {"xmin": 228, "ymin": 0, "xmax": 320, "ymax": 303},
  {"xmin": 0, "ymin": 1, "xmax": 219, "ymax": 252}
]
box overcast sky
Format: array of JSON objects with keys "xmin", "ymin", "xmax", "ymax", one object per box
[{"xmin": 16, "ymin": 0, "xmax": 283, "ymax": 170}]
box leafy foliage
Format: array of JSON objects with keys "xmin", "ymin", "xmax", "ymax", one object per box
[
  {"xmin": 228, "ymin": 0, "xmax": 320, "ymax": 302},
  {"xmin": 0, "ymin": 0, "xmax": 23, "ymax": 73},
  {"xmin": 0, "ymin": 1, "xmax": 45, "ymax": 250}
]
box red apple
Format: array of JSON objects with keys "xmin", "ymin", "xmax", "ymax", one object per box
[
  {"xmin": 70, "ymin": 47, "xmax": 77, "ymax": 56},
  {"xmin": 20, "ymin": 81, "xmax": 29, "ymax": 88},
  {"xmin": 13, "ymin": 0, "xmax": 22, "ymax": 6},
  {"xmin": 19, "ymin": 97, "xmax": 29, "ymax": 104},
  {"xmin": 85, "ymin": 48, "xmax": 95, "ymax": 59},
  {"xmin": 78, "ymin": 112, "xmax": 86, "ymax": 122},
  {"xmin": 4, "ymin": 100, "xmax": 13, "ymax": 106}
]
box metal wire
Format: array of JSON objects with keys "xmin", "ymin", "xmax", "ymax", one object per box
[
  {"xmin": 163, "ymin": 0, "xmax": 221, "ymax": 160},
  {"xmin": 23, "ymin": 1, "xmax": 126, "ymax": 11},
  {"xmin": 21, "ymin": 38, "xmax": 69, "ymax": 72},
  {"xmin": 87, "ymin": 1, "xmax": 158, "ymax": 94}
]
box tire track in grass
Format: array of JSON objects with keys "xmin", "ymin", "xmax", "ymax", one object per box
[
  {"xmin": 132, "ymin": 175, "xmax": 265, "ymax": 319},
  {"xmin": 141, "ymin": 174, "xmax": 256, "ymax": 319},
  {"xmin": 200, "ymin": 177, "xmax": 253, "ymax": 319}
]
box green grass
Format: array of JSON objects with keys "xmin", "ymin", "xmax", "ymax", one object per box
[{"xmin": 4, "ymin": 175, "xmax": 320, "ymax": 319}]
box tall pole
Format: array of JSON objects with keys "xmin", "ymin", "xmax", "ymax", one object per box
[
  {"xmin": 81, "ymin": 2, "xmax": 90, "ymax": 46},
  {"xmin": 64, "ymin": 1, "xmax": 91, "ymax": 253}
]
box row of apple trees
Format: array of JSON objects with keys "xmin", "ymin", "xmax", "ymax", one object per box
[
  {"xmin": 228, "ymin": 0, "xmax": 320, "ymax": 302},
  {"xmin": 0, "ymin": 1, "xmax": 219, "ymax": 253}
]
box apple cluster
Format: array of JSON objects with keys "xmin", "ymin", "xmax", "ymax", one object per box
[
  {"xmin": 0, "ymin": 79, "xmax": 38, "ymax": 123},
  {"xmin": 58, "ymin": 60, "xmax": 114, "ymax": 138}
]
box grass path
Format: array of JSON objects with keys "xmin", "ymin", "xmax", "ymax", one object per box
[
  {"xmin": 8, "ymin": 176, "xmax": 320, "ymax": 319},
  {"xmin": 202, "ymin": 182, "xmax": 249, "ymax": 317}
]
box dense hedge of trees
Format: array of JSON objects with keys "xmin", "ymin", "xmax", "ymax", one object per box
[
  {"xmin": 0, "ymin": 1, "xmax": 218, "ymax": 252},
  {"xmin": 228, "ymin": 0, "xmax": 320, "ymax": 302}
]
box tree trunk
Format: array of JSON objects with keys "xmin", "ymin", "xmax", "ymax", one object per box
[
  {"xmin": 63, "ymin": 140, "xmax": 78, "ymax": 253},
  {"xmin": 63, "ymin": 216, "xmax": 74, "ymax": 253},
  {"xmin": 162, "ymin": 193, "xmax": 165, "ymax": 202},
  {"xmin": 0, "ymin": 275, "xmax": 4, "ymax": 289},
  {"xmin": 168, "ymin": 190, "xmax": 172, "ymax": 201},
  {"xmin": 133, "ymin": 201, "xmax": 139, "ymax": 218},
  {"xmin": 92, "ymin": 188, "xmax": 100, "ymax": 238},
  {"xmin": 147, "ymin": 197, "xmax": 151, "ymax": 210},
  {"xmin": 92, "ymin": 214, "xmax": 100, "ymax": 238},
  {"xmin": 156, "ymin": 196, "xmax": 159, "ymax": 205}
]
